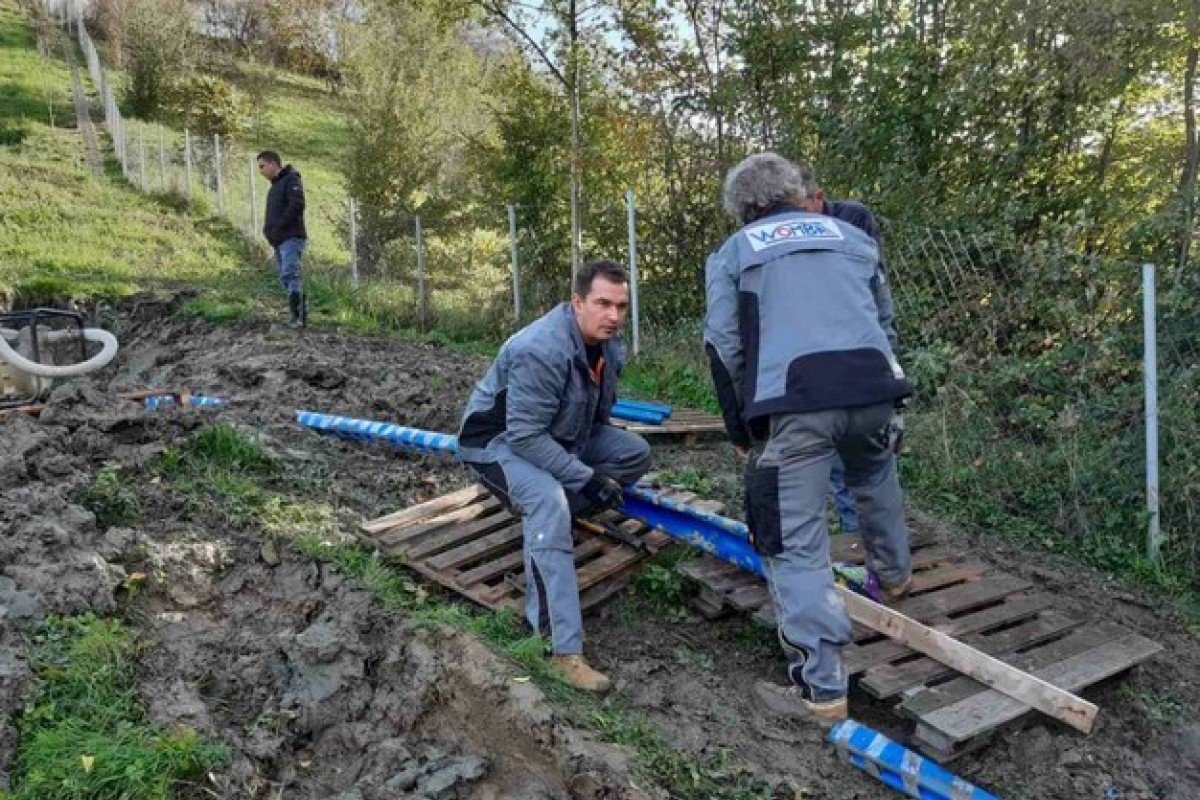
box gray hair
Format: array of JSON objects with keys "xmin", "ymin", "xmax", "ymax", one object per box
[{"xmin": 722, "ymin": 153, "xmax": 820, "ymax": 225}]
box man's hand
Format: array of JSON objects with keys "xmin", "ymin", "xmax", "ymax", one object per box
[
  {"xmin": 582, "ymin": 473, "xmax": 624, "ymax": 510},
  {"xmin": 734, "ymin": 445, "xmax": 750, "ymax": 460}
]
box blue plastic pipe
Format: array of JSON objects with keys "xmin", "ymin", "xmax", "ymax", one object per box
[
  {"xmin": 292, "ymin": 413, "xmax": 1003, "ymax": 800},
  {"xmin": 830, "ymin": 720, "xmax": 1000, "ymax": 800},
  {"xmin": 295, "ymin": 411, "xmax": 461, "ymax": 456},
  {"xmin": 614, "ymin": 398, "xmax": 673, "ymax": 418},
  {"xmin": 143, "ymin": 394, "xmax": 228, "ymax": 409},
  {"xmin": 610, "ymin": 405, "xmax": 667, "ymax": 425}
]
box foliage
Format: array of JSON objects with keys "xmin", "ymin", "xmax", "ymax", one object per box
[
  {"xmin": 81, "ymin": 465, "xmax": 142, "ymax": 529},
  {"xmin": 11, "ymin": 614, "xmax": 227, "ymax": 800},
  {"xmin": 122, "ymin": 0, "xmax": 193, "ymax": 118},
  {"xmin": 163, "ymin": 73, "xmax": 250, "ymax": 137}
]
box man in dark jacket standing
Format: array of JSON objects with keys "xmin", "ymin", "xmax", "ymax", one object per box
[
  {"xmin": 257, "ymin": 151, "xmax": 308, "ymax": 328},
  {"xmin": 704, "ymin": 152, "xmax": 913, "ymax": 727}
]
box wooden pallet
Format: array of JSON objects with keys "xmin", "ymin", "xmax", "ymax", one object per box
[
  {"xmin": 361, "ymin": 484, "xmax": 721, "ymax": 613},
  {"xmin": 613, "ymin": 407, "xmax": 726, "ymax": 442},
  {"xmin": 678, "ymin": 534, "xmax": 1162, "ymax": 761}
]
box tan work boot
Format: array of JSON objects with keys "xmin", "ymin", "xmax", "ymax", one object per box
[
  {"xmin": 550, "ymin": 655, "xmax": 612, "ymax": 693},
  {"xmin": 753, "ymin": 681, "xmax": 848, "ymax": 727},
  {"xmin": 882, "ymin": 576, "xmax": 913, "ymax": 604}
]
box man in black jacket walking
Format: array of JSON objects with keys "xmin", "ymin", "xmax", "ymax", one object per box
[{"xmin": 257, "ymin": 150, "xmax": 308, "ymax": 328}]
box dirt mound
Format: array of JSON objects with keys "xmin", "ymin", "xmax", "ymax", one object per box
[{"xmin": 2, "ymin": 297, "xmax": 1198, "ymax": 799}]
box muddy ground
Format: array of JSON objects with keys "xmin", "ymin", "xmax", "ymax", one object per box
[{"xmin": 1, "ymin": 295, "xmax": 1198, "ymax": 799}]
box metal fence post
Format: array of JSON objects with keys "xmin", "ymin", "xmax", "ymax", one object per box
[
  {"xmin": 213, "ymin": 133, "xmax": 224, "ymax": 215},
  {"xmin": 626, "ymin": 188, "xmax": 641, "ymax": 356},
  {"xmin": 349, "ymin": 198, "xmax": 359, "ymax": 288},
  {"xmin": 1143, "ymin": 263, "xmax": 1161, "ymax": 565},
  {"xmin": 158, "ymin": 126, "xmax": 165, "ymax": 190},
  {"xmin": 415, "ymin": 214, "xmax": 427, "ymax": 334},
  {"xmin": 184, "ymin": 129, "xmax": 192, "ymax": 207},
  {"xmin": 248, "ymin": 153, "xmax": 257, "ymax": 236},
  {"xmin": 507, "ymin": 204, "xmax": 520, "ymax": 323},
  {"xmin": 138, "ymin": 122, "xmax": 146, "ymax": 189}
]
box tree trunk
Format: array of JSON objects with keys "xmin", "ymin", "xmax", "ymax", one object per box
[
  {"xmin": 1177, "ymin": 41, "xmax": 1198, "ymax": 276},
  {"xmin": 565, "ymin": 0, "xmax": 583, "ymax": 285}
]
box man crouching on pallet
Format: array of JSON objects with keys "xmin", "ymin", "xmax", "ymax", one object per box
[
  {"xmin": 457, "ymin": 259, "xmax": 651, "ymax": 693},
  {"xmin": 704, "ymin": 153, "xmax": 914, "ymax": 725}
]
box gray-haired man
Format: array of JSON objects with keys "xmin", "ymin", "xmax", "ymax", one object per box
[{"xmin": 704, "ymin": 152, "xmax": 913, "ymax": 725}]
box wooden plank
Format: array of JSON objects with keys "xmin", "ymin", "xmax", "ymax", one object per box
[
  {"xmin": 839, "ymin": 587, "xmax": 1099, "ymax": 734},
  {"xmin": 859, "ymin": 610, "xmax": 1080, "ymax": 699},
  {"xmin": 676, "ymin": 556, "xmax": 742, "ymax": 583},
  {"xmin": 575, "ymin": 546, "xmax": 646, "ymax": 592},
  {"xmin": 425, "ymin": 523, "xmax": 525, "ymax": 572},
  {"xmin": 728, "ymin": 584, "xmax": 771, "ymax": 611},
  {"xmin": 844, "ymin": 593, "xmax": 1055, "ymax": 674},
  {"xmin": 918, "ymin": 629, "xmax": 1162, "ymax": 743},
  {"xmin": 387, "ymin": 502, "xmax": 513, "ymax": 558},
  {"xmin": 362, "ymin": 484, "xmax": 489, "ymax": 533},
  {"xmin": 455, "ymin": 548, "xmax": 527, "ymax": 588},
  {"xmin": 909, "ymin": 564, "xmax": 986, "ymax": 594},
  {"xmin": 380, "ymin": 496, "xmax": 506, "ymax": 548},
  {"xmin": 901, "ymin": 624, "xmax": 1115, "ymax": 720},
  {"xmin": 894, "ymin": 575, "xmax": 1031, "ymax": 621}
]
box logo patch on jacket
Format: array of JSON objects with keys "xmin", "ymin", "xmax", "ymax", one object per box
[{"xmin": 744, "ymin": 218, "xmax": 844, "ymax": 252}]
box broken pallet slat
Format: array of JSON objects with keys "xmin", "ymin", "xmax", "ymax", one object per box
[
  {"xmin": 844, "ymin": 593, "xmax": 1055, "ymax": 675},
  {"xmin": 840, "ymin": 588, "xmax": 1099, "ymax": 735},
  {"xmin": 364, "ymin": 484, "xmax": 490, "ymax": 534},
  {"xmin": 913, "ymin": 626, "xmax": 1162, "ymax": 748},
  {"xmin": 859, "ymin": 610, "xmax": 1081, "ymax": 699}
]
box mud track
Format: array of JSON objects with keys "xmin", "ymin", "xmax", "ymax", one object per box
[{"xmin": 2, "ymin": 296, "xmax": 1197, "ymax": 799}]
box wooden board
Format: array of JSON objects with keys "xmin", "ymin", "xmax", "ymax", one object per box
[
  {"xmin": 613, "ymin": 407, "xmax": 726, "ymax": 441},
  {"xmin": 678, "ymin": 529, "xmax": 1162, "ymax": 758},
  {"xmin": 839, "ymin": 588, "xmax": 1099, "ymax": 734},
  {"xmin": 361, "ymin": 484, "xmax": 717, "ymax": 614}
]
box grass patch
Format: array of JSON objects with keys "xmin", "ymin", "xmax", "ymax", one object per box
[
  {"xmin": 81, "ymin": 465, "xmax": 142, "ymax": 529},
  {"xmin": 620, "ymin": 325, "xmax": 717, "ymax": 413},
  {"xmin": 154, "ymin": 424, "xmax": 274, "ymax": 524},
  {"xmin": 9, "ymin": 614, "xmax": 226, "ymax": 800}
]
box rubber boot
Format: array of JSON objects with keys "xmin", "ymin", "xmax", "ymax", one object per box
[
  {"xmin": 287, "ymin": 292, "xmax": 302, "ymax": 328},
  {"xmin": 550, "ymin": 655, "xmax": 611, "ymax": 693},
  {"xmin": 299, "ymin": 292, "xmax": 308, "ymax": 328}
]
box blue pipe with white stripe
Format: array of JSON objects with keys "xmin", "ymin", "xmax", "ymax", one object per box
[
  {"xmin": 292, "ymin": 413, "xmax": 1001, "ymax": 800},
  {"xmin": 830, "ymin": 721, "xmax": 999, "ymax": 800},
  {"xmin": 143, "ymin": 394, "xmax": 228, "ymax": 409},
  {"xmin": 296, "ymin": 411, "xmax": 460, "ymax": 457}
]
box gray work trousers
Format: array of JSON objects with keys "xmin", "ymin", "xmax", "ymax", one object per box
[
  {"xmin": 471, "ymin": 425, "xmax": 651, "ymax": 654},
  {"xmin": 745, "ymin": 402, "xmax": 910, "ymax": 700}
]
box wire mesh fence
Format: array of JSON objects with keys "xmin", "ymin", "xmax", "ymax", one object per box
[
  {"xmin": 43, "ymin": 0, "xmax": 1196, "ymax": 583},
  {"xmin": 886, "ymin": 223, "xmax": 1197, "ymax": 580}
]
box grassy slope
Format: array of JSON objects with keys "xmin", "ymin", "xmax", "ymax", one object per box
[{"xmin": 0, "ymin": 2, "xmax": 273, "ymax": 310}]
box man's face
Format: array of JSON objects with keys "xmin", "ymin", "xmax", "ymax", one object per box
[
  {"xmin": 797, "ymin": 188, "xmax": 825, "ymax": 213},
  {"xmin": 257, "ymin": 158, "xmax": 280, "ymax": 181},
  {"xmin": 572, "ymin": 276, "xmax": 630, "ymax": 345}
]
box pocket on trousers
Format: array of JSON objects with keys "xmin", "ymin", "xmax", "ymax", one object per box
[{"xmin": 745, "ymin": 459, "xmax": 783, "ymax": 557}]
